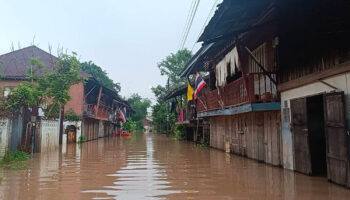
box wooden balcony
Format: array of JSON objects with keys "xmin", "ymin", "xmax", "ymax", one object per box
[
  {"xmin": 197, "ymin": 73, "xmax": 278, "ymax": 113},
  {"xmin": 83, "ymin": 104, "xmax": 111, "ymax": 121}
]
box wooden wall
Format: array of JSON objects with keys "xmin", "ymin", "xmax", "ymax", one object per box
[
  {"xmin": 210, "ymin": 111, "xmax": 281, "ymax": 166},
  {"xmin": 83, "ymin": 119, "xmax": 115, "ymax": 141},
  {"xmin": 83, "ymin": 118, "xmax": 100, "ymax": 141}
]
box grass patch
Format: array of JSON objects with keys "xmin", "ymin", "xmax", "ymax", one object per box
[{"xmin": 0, "ymin": 150, "xmax": 29, "ymax": 170}]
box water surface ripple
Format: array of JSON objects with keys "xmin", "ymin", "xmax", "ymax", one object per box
[{"xmin": 0, "ymin": 133, "xmax": 349, "ymax": 200}]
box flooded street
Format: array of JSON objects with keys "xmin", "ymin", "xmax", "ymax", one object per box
[{"xmin": 0, "ymin": 133, "xmax": 350, "ymax": 200}]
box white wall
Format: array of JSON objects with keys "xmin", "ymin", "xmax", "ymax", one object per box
[
  {"xmin": 40, "ymin": 120, "xmax": 59, "ymax": 153},
  {"xmin": 63, "ymin": 121, "xmax": 82, "ymax": 143},
  {"xmin": 280, "ymin": 72, "xmax": 350, "ymax": 170},
  {"xmin": 0, "ymin": 118, "xmax": 11, "ymax": 157}
]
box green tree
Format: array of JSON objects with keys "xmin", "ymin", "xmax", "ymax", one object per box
[
  {"xmin": 157, "ymin": 49, "xmax": 192, "ymax": 89},
  {"xmin": 126, "ymin": 93, "xmax": 151, "ymax": 132},
  {"xmin": 152, "ymin": 49, "xmax": 192, "ymax": 134},
  {"xmin": 81, "ymin": 61, "xmax": 121, "ymax": 92},
  {"xmin": 7, "ymin": 53, "xmax": 82, "ymax": 117}
]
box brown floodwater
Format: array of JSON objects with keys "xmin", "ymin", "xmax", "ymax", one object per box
[{"xmin": 0, "ymin": 133, "xmax": 349, "ymax": 200}]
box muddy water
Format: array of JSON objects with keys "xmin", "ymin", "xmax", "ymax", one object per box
[{"xmin": 0, "ymin": 134, "xmax": 349, "ymax": 200}]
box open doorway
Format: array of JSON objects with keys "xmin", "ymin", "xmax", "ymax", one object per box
[
  {"xmin": 65, "ymin": 125, "xmax": 77, "ymax": 144},
  {"xmin": 306, "ymin": 95, "xmax": 327, "ymax": 176}
]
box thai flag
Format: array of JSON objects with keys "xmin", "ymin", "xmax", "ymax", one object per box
[
  {"xmin": 194, "ymin": 72, "xmax": 206, "ymax": 100},
  {"xmin": 119, "ymin": 106, "xmax": 127, "ymax": 123}
]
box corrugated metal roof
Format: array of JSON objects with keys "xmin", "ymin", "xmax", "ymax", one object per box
[
  {"xmin": 179, "ymin": 43, "xmax": 215, "ymax": 78},
  {"xmin": 198, "ymin": 0, "xmax": 273, "ymax": 43}
]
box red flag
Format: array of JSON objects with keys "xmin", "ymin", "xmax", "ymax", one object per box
[{"xmin": 178, "ymin": 108, "xmax": 184, "ymax": 122}]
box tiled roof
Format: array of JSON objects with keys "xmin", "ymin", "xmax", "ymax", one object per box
[{"xmin": 0, "ymin": 45, "xmax": 91, "ymax": 79}]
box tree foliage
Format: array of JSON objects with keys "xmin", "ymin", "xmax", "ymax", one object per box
[
  {"xmin": 6, "ymin": 53, "xmax": 82, "ymax": 117},
  {"xmin": 64, "ymin": 108, "xmax": 80, "ymax": 121},
  {"xmin": 81, "ymin": 61, "xmax": 121, "ymax": 92},
  {"xmin": 126, "ymin": 93, "xmax": 151, "ymax": 132},
  {"xmin": 157, "ymin": 49, "xmax": 192, "ymax": 89},
  {"xmin": 152, "ymin": 49, "xmax": 192, "ymax": 134}
]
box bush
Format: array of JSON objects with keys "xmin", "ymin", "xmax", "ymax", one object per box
[
  {"xmin": 13, "ymin": 151, "xmax": 29, "ymax": 161},
  {"xmin": 78, "ymin": 136, "xmax": 87, "ymax": 143},
  {"xmin": 64, "ymin": 108, "xmax": 80, "ymax": 121},
  {"xmin": 1, "ymin": 150, "xmax": 29, "ymax": 165},
  {"xmin": 174, "ymin": 124, "xmax": 186, "ymax": 139},
  {"xmin": 123, "ymin": 120, "xmax": 137, "ymax": 133}
]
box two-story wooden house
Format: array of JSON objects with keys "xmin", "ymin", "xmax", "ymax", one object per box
[
  {"xmin": 180, "ymin": 0, "xmax": 281, "ymax": 166},
  {"xmin": 181, "ymin": 0, "xmax": 350, "ymax": 187}
]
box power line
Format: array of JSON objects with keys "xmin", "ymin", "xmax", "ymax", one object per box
[
  {"xmin": 181, "ymin": 0, "xmax": 200, "ymax": 50},
  {"xmin": 178, "ymin": 0, "xmax": 196, "ymax": 50},
  {"xmin": 179, "ymin": 0, "xmax": 200, "ymax": 50},
  {"xmin": 191, "ymin": 0, "xmax": 220, "ymax": 51}
]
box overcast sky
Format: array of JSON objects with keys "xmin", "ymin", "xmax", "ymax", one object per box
[{"xmin": 0, "ymin": 0, "xmax": 217, "ymax": 102}]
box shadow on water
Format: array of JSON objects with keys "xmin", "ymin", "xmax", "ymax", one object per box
[{"xmin": 0, "ymin": 133, "xmax": 349, "ymax": 199}]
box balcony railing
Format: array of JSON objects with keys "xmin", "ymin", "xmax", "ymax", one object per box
[
  {"xmin": 197, "ymin": 73, "xmax": 277, "ymax": 113},
  {"xmin": 83, "ymin": 104, "xmax": 111, "ymax": 121}
]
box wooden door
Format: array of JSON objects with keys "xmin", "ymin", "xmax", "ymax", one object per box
[
  {"xmin": 324, "ymin": 92, "xmax": 348, "ymax": 186},
  {"xmin": 291, "ymin": 98, "xmax": 312, "ymax": 174}
]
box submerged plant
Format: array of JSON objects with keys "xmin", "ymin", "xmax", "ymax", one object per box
[
  {"xmin": 0, "ymin": 150, "xmax": 29, "ymax": 170},
  {"xmin": 78, "ymin": 136, "xmax": 87, "ymax": 143}
]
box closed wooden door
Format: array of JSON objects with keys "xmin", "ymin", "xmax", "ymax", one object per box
[
  {"xmin": 291, "ymin": 98, "xmax": 312, "ymax": 174},
  {"xmin": 324, "ymin": 92, "xmax": 348, "ymax": 186}
]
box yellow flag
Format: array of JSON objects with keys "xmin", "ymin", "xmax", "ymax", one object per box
[{"xmin": 187, "ymin": 82, "xmax": 194, "ymax": 102}]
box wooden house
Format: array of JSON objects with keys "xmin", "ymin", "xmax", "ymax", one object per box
[
  {"xmin": 180, "ymin": 0, "xmax": 281, "ymax": 166},
  {"xmin": 277, "ymin": 0, "xmax": 350, "ymax": 187},
  {"xmin": 164, "ymin": 79, "xmax": 210, "ymax": 143},
  {"xmin": 0, "ymin": 46, "xmax": 126, "ymax": 152},
  {"xmin": 181, "ymin": 0, "xmax": 350, "ymax": 187}
]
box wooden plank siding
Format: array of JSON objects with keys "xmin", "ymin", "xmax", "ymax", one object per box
[
  {"xmin": 209, "ymin": 111, "xmax": 281, "ymax": 166},
  {"xmin": 83, "ymin": 118, "xmax": 100, "ymax": 141},
  {"xmin": 197, "ymin": 73, "xmax": 278, "ymax": 113}
]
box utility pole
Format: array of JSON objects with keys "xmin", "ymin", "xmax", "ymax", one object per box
[{"xmin": 166, "ymin": 78, "xmax": 170, "ymax": 135}]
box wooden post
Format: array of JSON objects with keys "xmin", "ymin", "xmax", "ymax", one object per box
[
  {"xmin": 59, "ymin": 107, "xmax": 64, "ymax": 144},
  {"xmin": 243, "ymin": 46, "xmax": 277, "ymax": 85},
  {"xmin": 95, "ymin": 86, "xmax": 103, "ymax": 117}
]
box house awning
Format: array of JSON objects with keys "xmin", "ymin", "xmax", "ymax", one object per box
[
  {"xmin": 179, "ymin": 43, "xmax": 215, "ymax": 78},
  {"xmin": 163, "ymin": 84, "xmax": 188, "ymax": 100}
]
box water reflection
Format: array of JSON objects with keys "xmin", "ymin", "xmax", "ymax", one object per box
[
  {"xmin": 83, "ymin": 136, "xmax": 181, "ymax": 200},
  {"xmin": 0, "ymin": 134, "xmax": 349, "ymax": 200}
]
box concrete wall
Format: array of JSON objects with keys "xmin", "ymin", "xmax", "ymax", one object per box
[
  {"xmin": 63, "ymin": 120, "xmax": 82, "ymax": 142},
  {"xmin": 39, "ymin": 120, "xmax": 59, "ymax": 153},
  {"xmin": 0, "ymin": 118, "xmax": 11, "ymax": 157},
  {"xmin": 209, "ymin": 111, "xmax": 281, "ymax": 166},
  {"xmin": 280, "ymin": 72, "xmax": 350, "ymax": 170}
]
